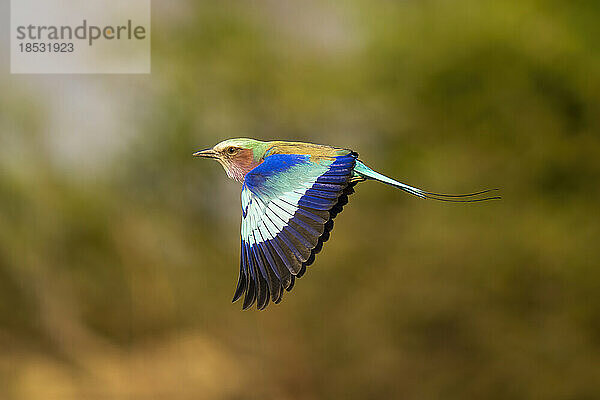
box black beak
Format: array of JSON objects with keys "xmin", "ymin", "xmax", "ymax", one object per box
[{"xmin": 193, "ymin": 149, "xmax": 218, "ymax": 159}]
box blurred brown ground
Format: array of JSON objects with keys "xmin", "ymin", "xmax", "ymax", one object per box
[{"xmin": 1, "ymin": 1, "xmax": 599, "ymax": 399}]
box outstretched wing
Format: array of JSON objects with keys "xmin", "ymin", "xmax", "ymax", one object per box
[{"xmin": 233, "ymin": 151, "xmax": 358, "ymax": 310}]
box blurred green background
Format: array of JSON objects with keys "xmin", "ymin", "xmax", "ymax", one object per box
[{"xmin": 1, "ymin": 0, "xmax": 600, "ymax": 399}]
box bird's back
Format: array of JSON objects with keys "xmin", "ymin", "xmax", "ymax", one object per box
[{"xmin": 264, "ymin": 140, "xmax": 354, "ymax": 161}]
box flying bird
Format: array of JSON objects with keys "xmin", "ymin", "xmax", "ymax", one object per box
[{"xmin": 194, "ymin": 138, "xmax": 499, "ymax": 310}]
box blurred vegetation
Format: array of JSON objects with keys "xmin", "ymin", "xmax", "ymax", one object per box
[{"xmin": 1, "ymin": 0, "xmax": 600, "ymax": 399}]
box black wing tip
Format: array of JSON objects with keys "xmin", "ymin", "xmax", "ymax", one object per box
[
  {"xmin": 232, "ymin": 292, "xmax": 243, "ymax": 303},
  {"xmin": 242, "ymin": 278, "xmax": 256, "ymax": 309},
  {"xmin": 302, "ymin": 182, "xmax": 357, "ymax": 270},
  {"xmin": 242, "ymin": 301, "xmax": 254, "ymax": 310},
  {"xmin": 231, "ymin": 276, "xmax": 247, "ymax": 303}
]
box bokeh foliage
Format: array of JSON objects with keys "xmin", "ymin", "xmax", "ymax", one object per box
[{"xmin": 1, "ymin": 0, "xmax": 599, "ymax": 399}]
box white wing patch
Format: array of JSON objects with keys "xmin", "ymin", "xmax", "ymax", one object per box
[{"xmin": 241, "ymin": 182, "xmax": 317, "ymax": 244}]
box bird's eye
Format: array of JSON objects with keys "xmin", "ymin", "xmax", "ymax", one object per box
[{"xmin": 227, "ymin": 147, "xmax": 237, "ymax": 154}]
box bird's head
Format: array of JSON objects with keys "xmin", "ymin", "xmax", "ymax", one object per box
[{"xmin": 193, "ymin": 138, "xmax": 268, "ymax": 182}]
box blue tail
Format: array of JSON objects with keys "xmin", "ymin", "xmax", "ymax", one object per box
[{"xmin": 353, "ymin": 161, "xmax": 500, "ymax": 202}]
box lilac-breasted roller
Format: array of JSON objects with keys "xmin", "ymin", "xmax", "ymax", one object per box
[{"xmin": 194, "ymin": 138, "xmax": 499, "ymax": 310}]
